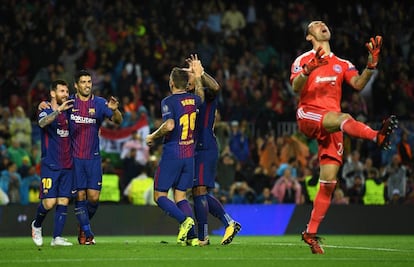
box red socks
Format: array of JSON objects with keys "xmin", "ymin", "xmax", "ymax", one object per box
[
  {"xmin": 341, "ymin": 118, "xmax": 377, "ymax": 141},
  {"xmin": 307, "ymin": 181, "xmax": 337, "ymax": 233}
]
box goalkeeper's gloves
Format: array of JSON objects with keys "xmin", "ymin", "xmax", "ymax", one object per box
[
  {"xmin": 366, "ymin": 35, "xmax": 382, "ymax": 69},
  {"xmin": 302, "ymin": 46, "xmax": 328, "ymax": 75}
]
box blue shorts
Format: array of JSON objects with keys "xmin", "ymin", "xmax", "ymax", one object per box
[
  {"xmin": 73, "ymin": 157, "xmax": 102, "ymax": 191},
  {"xmin": 194, "ymin": 149, "xmax": 218, "ymax": 188},
  {"xmin": 154, "ymin": 157, "xmax": 194, "ymax": 192},
  {"xmin": 39, "ymin": 162, "xmax": 73, "ymax": 199}
]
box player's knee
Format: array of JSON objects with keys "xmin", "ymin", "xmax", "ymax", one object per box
[
  {"xmin": 42, "ymin": 199, "xmax": 57, "ymax": 210},
  {"xmin": 192, "ymin": 186, "xmax": 208, "ymax": 196},
  {"xmin": 339, "ymin": 112, "xmax": 352, "ymax": 122}
]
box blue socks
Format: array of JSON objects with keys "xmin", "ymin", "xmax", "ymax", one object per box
[
  {"xmin": 75, "ymin": 200, "xmax": 94, "ymax": 237},
  {"xmin": 193, "ymin": 195, "xmax": 209, "ymax": 240},
  {"xmin": 156, "ymin": 196, "xmax": 186, "ymax": 223},
  {"xmin": 207, "ymin": 194, "xmax": 232, "ymax": 227},
  {"xmin": 34, "ymin": 202, "xmax": 49, "ymax": 227},
  {"xmin": 176, "ymin": 199, "xmax": 196, "ymax": 238},
  {"xmin": 53, "ymin": 205, "xmax": 68, "ymax": 238}
]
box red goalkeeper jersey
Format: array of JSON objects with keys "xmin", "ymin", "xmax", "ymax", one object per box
[{"xmin": 290, "ymin": 50, "xmax": 359, "ymax": 111}]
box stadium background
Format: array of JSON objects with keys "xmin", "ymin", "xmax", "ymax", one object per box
[{"xmin": 1, "ymin": 0, "xmax": 414, "ymax": 235}]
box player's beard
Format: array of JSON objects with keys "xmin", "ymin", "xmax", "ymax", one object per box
[{"xmin": 56, "ymin": 96, "xmax": 67, "ymax": 105}]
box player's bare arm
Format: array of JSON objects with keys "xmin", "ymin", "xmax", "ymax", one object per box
[
  {"xmin": 187, "ymin": 54, "xmax": 205, "ymax": 102},
  {"xmin": 201, "ymin": 72, "xmax": 220, "ymax": 92},
  {"xmin": 349, "ymin": 68, "xmax": 376, "ymax": 90},
  {"xmin": 38, "ymin": 99, "xmax": 74, "ymax": 128},
  {"xmin": 145, "ymin": 119, "xmax": 174, "ymax": 147}
]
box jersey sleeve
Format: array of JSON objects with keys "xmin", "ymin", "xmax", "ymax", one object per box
[
  {"xmin": 38, "ymin": 108, "xmax": 53, "ymax": 123},
  {"xmin": 161, "ymin": 98, "xmax": 174, "ymax": 121}
]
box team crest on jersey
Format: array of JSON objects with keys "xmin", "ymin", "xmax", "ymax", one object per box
[
  {"xmin": 88, "ymin": 108, "xmax": 96, "ymax": 115},
  {"xmin": 293, "ymin": 65, "xmax": 302, "ymax": 73},
  {"xmin": 333, "ymin": 64, "xmax": 342, "ymax": 73}
]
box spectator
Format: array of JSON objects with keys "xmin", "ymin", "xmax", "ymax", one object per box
[
  {"xmin": 216, "ymin": 145, "xmax": 237, "ymax": 191},
  {"xmin": 346, "ymin": 175, "xmax": 365, "ymax": 205},
  {"xmin": 8, "ymin": 106, "xmax": 32, "ymax": 151},
  {"xmin": 271, "ymin": 167, "xmax": 302, "ymax": 204},
  {"xmin": 19, "ymin": 165, "xmax": 40, "ymax": 205},
  {"xmin": 0, "ymin": 162, "xmax": 22, "ymax": 204},
  {"xmin": 341, "ymin": 150, "xmax": 366, "ymax": 190},
  {"xmin": 123, "ymin": 166, "xmax": 156, "ymax": 206},
  {"xmin": 229, "ymin": 181, "xmax": 256, "ymax": 204},
  {"xmin": 256, "ymin": 187, "xmax": 278, "ymax": 204},
  {"xmin": 221, "ymin": 3, "xmax": 246, "ymax": 37},
  {"xmin": 383, "ymin": 154, "xmax": 407, "ymax": 203},
  {"xmin": 363, "ymin": 168, "xmax": 385, "ymax": 205},
  {"xmin": 229, "ymin": 120, "xmax": 250, "ymax": 165},
  {"xmin": 120, "ymin": 132, "xmax": 149, "ymax": 168},
  {"xmin": 7, "ymin": 140, "xmax": 31, "ymax": 168},
  {"xmin": 331, "ymin": 187, "xmax": 349, "ymax": 205}
]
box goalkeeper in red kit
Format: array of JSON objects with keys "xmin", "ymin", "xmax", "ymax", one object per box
[{"xmin": 290, "ymin": 21, "xmax": 398, "ymax": 254}]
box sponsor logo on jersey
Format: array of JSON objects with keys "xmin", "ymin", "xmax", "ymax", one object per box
[
  {"xmin": 70, "ymin": 114, "xmax": 96, "ymax": 124},
  {"xmin": 57, "ymin": 128, "xmax": 69, "ymax": 137},
  {"xmin": 315, "ymin": 76, "xmax": 337, "ymax": 83}
]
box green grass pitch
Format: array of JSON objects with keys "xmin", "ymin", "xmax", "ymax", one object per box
[{"xmin": 1, "ymin": 235, "xmax": 414, "ymax": 267}]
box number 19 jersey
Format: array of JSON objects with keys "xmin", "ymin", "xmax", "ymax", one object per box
[{"xmin": 160, "ymin": 92, "xmax": 202, "ymax": 159}]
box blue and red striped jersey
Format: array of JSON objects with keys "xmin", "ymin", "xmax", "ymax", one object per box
[
  {"xmin": 69, "ymin": 94, "xmax": 113, "ymax": 159},
  {"xmin": 195, "ymin": 89, "xmax": 218, "ymax": 151},
  {"xmin": 160, "ymin": 92, "xmax": 202, "ymax": 159},
  {"xmin": 38, "ymin": 108, "xmax": 72, "ymax": 169}
]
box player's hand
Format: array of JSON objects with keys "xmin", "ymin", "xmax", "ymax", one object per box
[
  {"xmin": 302, "ymin": 47, "xmax": 328, "ymax": 75},
  {"xmin": 145, "ymin": 134, "xmax": 154, "ymax": 147},
  {"xmin": 108, "ymin": 96, "xmax": 119, "ymax": 111},
  {"xmin": 58, "ymin": 99, "xmax": 74, "ymax": 113},
  {"xmin": 366, "ymin": 35, "xmax": 382, "ymax": 69},
  {"xmin": 38, "ymin": 101, "xmax": 51, "ymax": 111},
  {"xmin": 186, "ymin": 54, "xmax": 204, "ymax": 77}
]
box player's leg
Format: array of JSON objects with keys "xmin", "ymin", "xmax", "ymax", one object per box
[
  {"xmin": 31, "ymin": 165, "xmax": 58, "ymax": 246},
  {"xmin": 324, "ymin": 111, "xmax": 398, "ymax": 149},
  {"xmin": 74, "ymin": 190, "xmax": 95, "ymax": 244},
  {"xmin": 51, "ymin": 197, "xmax": 72, "ymax": 246},
  {"xmin": 50, "ymin": 168, "xmax": 73, "ymax": 246},
  {"xmin": 73, "ymin": 159, "xmax": 95, "ymax": 245},
  {"xmin": 303, "ymin": 163, "xmax": 339, "ymax": 254},
  {"xmin": 192, "ymin": 185, "xmax": 210, "ymax": 245},
  {"xmin": 32, "ymin": 198, "xmax": 56, "ymax": 246},
  {"xmin": 174, "ymin": 158, "xmax": 197, "ymax": 245},
  {"xmin": 192, "ymin": 153, "xmax": 215, "ymax": 245},
  {"xmin": 205, "ymin": 193, "xmax": 242, "ymax": 245},
  {"xmin": 154, "ymin": 159, "xmax": 194, "ymax": 245},
  {"xmin": 85, "ymin": 158, "xmax": 103, "ymax": 221},
  {"xmin": 298, "ymin": 127, "xmax": 341, "ymax": 254}
]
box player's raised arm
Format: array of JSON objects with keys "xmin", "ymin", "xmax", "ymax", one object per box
[
  {"xmin": 108, "ymin": 96, "xmax": 123, "ymax": 124},
  {"xmin": 350, "ymin": 36, "xmax": 383, "ymax": 90}
]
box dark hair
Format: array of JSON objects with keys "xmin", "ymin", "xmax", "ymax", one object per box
[
  {"xmin": 74, "ymin": 69, "xmax": 91, "ymax": 83},
  {"xmin": 170, "ymin": 67, "xmax": 189, "ymax": 90},
  {"xmin": 50, "ymin": 79, "xmax": 68, "ymax": 91}
]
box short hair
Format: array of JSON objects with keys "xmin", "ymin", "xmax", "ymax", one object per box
[
  {"xmin": 170, "ymin": 67, "xmax": 189, "ymax": 90},
  {"xmin": 74, "ymin": 69, "xmax": 91, "ymax": 83},
  {"xmin": 50, "ymin": 79, "xmax": 68, "ymax": 91}
]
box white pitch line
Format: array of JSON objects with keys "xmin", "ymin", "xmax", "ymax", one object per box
[
  {"xmin": 86, "ymin": 240, "xmax": 412, "ymax": 253},
  {"xmin": 261, "ymin": 242, "xmax": 410, "ymax": 252}
]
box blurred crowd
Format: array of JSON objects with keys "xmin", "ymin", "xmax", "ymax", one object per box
[{"xmin": 1, "ymin": 0, "xmax": 414, "ymax": 206}]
